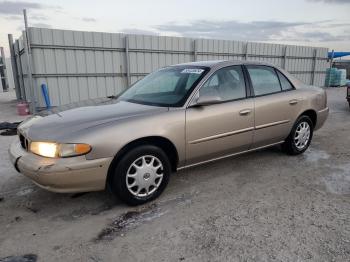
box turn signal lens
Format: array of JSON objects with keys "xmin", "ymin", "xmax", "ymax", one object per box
[
  {"xmin": 74, "ymin": 144, "xmax": 91, "ymax": 155},
  {"xmin": 30, "ymin": 142, "xmax": 91, "ymax": 158},
  {"xmin": 59, "ymin": 143, "xmax": 91, "ymax": 157}
]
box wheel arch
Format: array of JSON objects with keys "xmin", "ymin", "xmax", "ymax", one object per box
[
  {"xmin": 106, "ymin": 136, "xmax": 179, "ymax": 189},
  {"xmin": 298, "ymin": 109, "xmax": 317, "ymax": 128}
]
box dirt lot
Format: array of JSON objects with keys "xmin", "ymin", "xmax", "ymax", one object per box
[{"xmin": 0, "ymin": 88, "xmax": 349, "ymax": 262}]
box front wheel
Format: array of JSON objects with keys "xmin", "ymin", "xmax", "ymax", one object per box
[
  {"xmin": 110, "ymin": 145, "xmax": 171, "ymax": 205},
  {"xmin": 282, "ymin": 115, "xmax": 314, "ymax": 155}
]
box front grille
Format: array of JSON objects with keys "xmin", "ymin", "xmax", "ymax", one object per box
[{"xmin": 19, "ymin": 133, "xmax": 29, "ymax": 151}]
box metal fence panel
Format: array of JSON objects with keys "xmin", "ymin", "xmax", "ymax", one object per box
[{"xmin": 10, "ymin": 27, "xmax": 329, "ymax": 107}]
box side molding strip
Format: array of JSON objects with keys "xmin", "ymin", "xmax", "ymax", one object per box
[
  {"xmin": 189, "ymin": 119, "xmax": 290, "ymax": 145},
  {"xmin": 318, "ymin": 107, "xmax": 329, "ymax": 114},
  {"xmin": 189, "ymin": 127, "xmax": 254, "ymax": 144},
  {"xmin": 178, "ymin": 141, "xmax": 285, "ymax": 170},
  {"xmin": 255, "ymin": 119, "xmax": 290, "ymax": 130}
]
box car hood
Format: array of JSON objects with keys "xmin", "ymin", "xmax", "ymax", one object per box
[{"xmin": 19, "ymin": 99, "xmax": 168, "ymax": 141}]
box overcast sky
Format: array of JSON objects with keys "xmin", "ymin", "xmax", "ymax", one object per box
[{"xmin": 0, "ymin": 0, "xmax": 349, "ymax": 56}]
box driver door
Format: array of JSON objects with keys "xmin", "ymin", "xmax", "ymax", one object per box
[{"xmin": 185, "ymin": 65, "xmax": 254, "ymax": 165}]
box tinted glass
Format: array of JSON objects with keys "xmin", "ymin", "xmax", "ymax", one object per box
[
  {"xmin": 277, "ymin": 70, "xmax": 294, "ymax": 91},
  {"xmin": 185, "ymin": 73, "xmax": 201, "ymax": 90},
  {"xmin": 119, "ymin": 66, "xmax": 208, "ymax": 107},
  {"xmin": 247, "ymin": 66, "xmax": 281, "ymax": 96},
  {"xmin": 200, "ymin": 66, "xmax": 246, "ymax": 101}
]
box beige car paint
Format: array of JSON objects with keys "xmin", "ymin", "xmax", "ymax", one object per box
[
  {"xmin": 253, "ymin": 91, "xmax": 302, "ymax": 148},
  {"xmin": 186, "ymin": 98, "xmax": 254, "ymax": 165},
  {"xmin": 9, "ymin": 60, "xmax": 329, "ymax": 193},
  {"xmin": 8, "ymin": 139, "xmax": 112, "ymax": 192}
]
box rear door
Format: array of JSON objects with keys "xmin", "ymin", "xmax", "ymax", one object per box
[
  {"xmin": 245, "ymin": 65, "xmax": 302, "ymax": 148},
  {"xmin": 185, "ymin": 65, "xmax": 254, "ymax": 165}
]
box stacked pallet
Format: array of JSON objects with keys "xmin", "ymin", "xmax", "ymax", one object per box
[{"xmin": 325, "ymin": 68, "xmax": 347, "ymax": 87}]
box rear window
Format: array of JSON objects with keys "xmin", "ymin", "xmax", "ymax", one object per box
[{"xmin": 247, "ymin": 66, "xmax": 281, "ymax": 96}]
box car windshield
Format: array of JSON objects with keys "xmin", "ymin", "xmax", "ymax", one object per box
[{"xmin": 118, "ymin": 66, "xmax": 209, "ymax": 107}]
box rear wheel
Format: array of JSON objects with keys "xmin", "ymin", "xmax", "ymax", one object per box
[
  {"xmin": 282, "ymin": 115, "xmax": 313, "ymax": 155},
  {"xmin": 110, "ymin": 145, "xmax": 171, "ymax": 205}
]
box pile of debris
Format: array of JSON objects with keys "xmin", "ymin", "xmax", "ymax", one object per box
[{"xmin": 0, "ymin": 122, "xmax": 21, "ymax": 136}]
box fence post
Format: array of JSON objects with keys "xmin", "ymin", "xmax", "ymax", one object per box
[
  {"xmin": 23, "ymin": 31, "xmax": 36, "ymax": 113},
  {"xmin": 244, "ymin": 42, "xmax": 249, "ymax": 60},
  {"xmin": 15, "ymin": 40, "xmax": 26, "ymax": 100},
  {"xmin": 0, "ymin": 47, "xmax": 9, "ymax": 92},
  {"xmin": 0, "ymin": 49, "xmax": 3, "ymax": 91},
  {"xmin": 283, "ymin": 46, "xmax": 288, "ymax": 69},
  {"xmin": 0, "ymin": 48, "xmax": 4, "ymax": 91},
  {"xmin": 329, "ymin": 49, "xmax": 334, "ymax": 68},
  {"xmin": 8, "ymin": 34, "xmax": 21, "ymax": 99},
  {"xmin": 125, "ymin": 35, "xmax": 131, "ymax": 87},
  {"xmin": 193, "ymin": 39, "xmax": 197, "ymax": 62},
  {"xmin": 311, "ymin": 48, "xmax": 317, "ymax": 85},
  {"xmin": 23, "ymin": 9, "xmax": 37, "ymax": 113}
]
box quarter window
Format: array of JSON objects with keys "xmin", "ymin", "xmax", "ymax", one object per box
[
  {"xmin": 247, "ymin": 66, "xmax": 281, "ymax": 96},
  {"xmin": 277, "ymin": 70, "xmax": 294, "ymax": 91},
  {"xmin": 200, "ymin": 66, "xmax": 246, "ymax": 101}
]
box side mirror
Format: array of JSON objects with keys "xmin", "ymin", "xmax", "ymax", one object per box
[{"xmin": 193, "ymin": 94, "xmax": 222, "ymax": 106}]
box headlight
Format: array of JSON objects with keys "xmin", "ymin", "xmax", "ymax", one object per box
[
  {"xmin": 30, "ymin": 142, "xmax": 57, "ymax": 158},
  {"xmin": 30, "ymin": 142, "xmax": 91, "ymax": 158}
]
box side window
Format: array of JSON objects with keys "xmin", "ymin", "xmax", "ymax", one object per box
[
  {"xmin": 247, "ymin": 66, "xmax": 281, "ymax": 96},
  {"xmin": 277, "ymin": 70, "xmax": 294, "ymax": 91},
  {"xmin": 199, "ymin": 66, "xmax": 246, "ymax": 101}
]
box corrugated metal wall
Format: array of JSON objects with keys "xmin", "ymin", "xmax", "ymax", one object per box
[
  {"xmin": 10, "ymin": 27, "xmax": 329, "ymax": 108},
  {"xmin": 0, "ymin": 47, "xmax": 9, "ymax": 92}
]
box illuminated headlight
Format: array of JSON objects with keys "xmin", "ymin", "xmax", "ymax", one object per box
[{"xmin": 30, "ymin": 142, "xmax": 91, "ymax": 158}]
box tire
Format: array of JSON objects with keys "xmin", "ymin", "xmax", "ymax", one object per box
[
  {"xmin": 282, "ymin": 115, "xmax": 314, "ymax": 155},
  {"xmin": 110, "ymin": 145, "xmax": 171, "ymax": 206}
]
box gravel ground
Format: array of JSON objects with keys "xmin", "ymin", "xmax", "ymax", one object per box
[{"xmin": 0, "ymin": 88, "xmax": 349, "ymax": 262}]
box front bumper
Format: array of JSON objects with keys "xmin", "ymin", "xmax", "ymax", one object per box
[
  {"xmin": 8, "ymin": 138, "xmax": 113, "ymax": 193},
  {"xmin": 315, "ymin": 107, "xmax": 329, "ymax": 130}
]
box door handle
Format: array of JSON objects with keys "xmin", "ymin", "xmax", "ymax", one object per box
[
  {"xmin": 289, "ymin": 99, "xmax": 298, "ymax": 105},
  {"xmin": 239, "ymin": 109, "xmax": 252, "ymax": 116}
]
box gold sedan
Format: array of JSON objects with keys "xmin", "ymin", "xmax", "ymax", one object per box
[{"xmin": 9, "ymin": 61, "xmax": 329, "ymax": 205}]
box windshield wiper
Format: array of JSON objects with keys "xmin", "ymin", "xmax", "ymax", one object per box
[{"xmin": 107, "ymin": 94, "xmax": 120, "ymax": 99}]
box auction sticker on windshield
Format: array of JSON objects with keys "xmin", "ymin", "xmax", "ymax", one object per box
[{"xmin": 181, "ymin": 69, "xmax": 204, "ymax": 74}]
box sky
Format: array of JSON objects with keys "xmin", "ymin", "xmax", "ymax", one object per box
[{"xmin": 0, "ymin": 0, "xmax": 350, "ymax": 57}]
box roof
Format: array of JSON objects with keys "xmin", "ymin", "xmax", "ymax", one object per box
[
  {"xmin": 172, "ymin": 60, "xmax": 276, "ymax": 68},
  {"xmin": 173, "ymin": 60, "xmax": 228, "ymax": 67}
]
